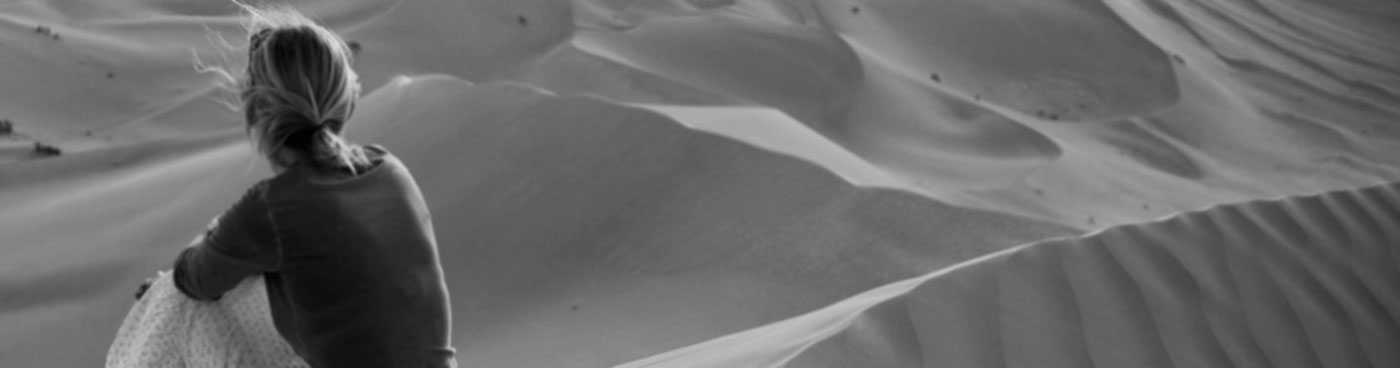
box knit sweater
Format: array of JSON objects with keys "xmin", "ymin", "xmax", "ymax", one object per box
[{"xmin": 174, "ymin": 146, "xmax": 456, "ymax": 367}]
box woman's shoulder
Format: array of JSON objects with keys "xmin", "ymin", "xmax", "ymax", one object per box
[
  {"xmin": 283, "ymin": 144, "xmax": 403, "ymax": 185},
  {"xmin": 362, "ymin": 144, "xmax": 410, "ymax": 171},
  {"xmin": 363, "ymin": 144, "xmax": 388, "ymax": 155},
  {"xmin": 361, "ymin": 144, "xmax": 401, "ymax": 167}
]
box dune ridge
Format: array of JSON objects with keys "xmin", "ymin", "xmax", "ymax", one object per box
[
  {"xmin": 621, "ymin": 181, "xmax": 1400, "ymax": 368},
  {"xmin": 558, "ymin": 0, "xmax": 1400, "ymax": 229},
  {"xmin": 349, "ymin": 77, "xmax": 1079, "ymax": 366}
]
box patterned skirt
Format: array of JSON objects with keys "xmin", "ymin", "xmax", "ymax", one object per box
[{"xmin": 106, "ymin": 272, "xmax": 308, "ymax": 368}]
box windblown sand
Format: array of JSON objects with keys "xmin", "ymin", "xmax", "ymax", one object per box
[{"xmin": 0, "ymin": 0, "xmax": 1397, "ymax": 367}]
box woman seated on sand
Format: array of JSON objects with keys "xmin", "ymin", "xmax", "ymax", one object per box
[{"xmin": 129, "ymin": 5, "xmax": 456, "ymax": 367}]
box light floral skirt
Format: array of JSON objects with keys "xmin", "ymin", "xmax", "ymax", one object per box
[{"xmin": 106, "ymin": 272, "xmax": 308, "ymax": 368}]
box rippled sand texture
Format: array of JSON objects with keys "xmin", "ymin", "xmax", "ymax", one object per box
[
  {"xmin": 0, "ymin": 0, "xmax": 1397, "ymax": 366},
  {"xmin": 624, "ymin": 182, "xmax": 1400, "ymax": 368}
]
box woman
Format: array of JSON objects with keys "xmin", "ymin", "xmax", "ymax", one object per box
[{"xmin": 142, "ymin": 5, "xmax": 455, "ymax": 367}]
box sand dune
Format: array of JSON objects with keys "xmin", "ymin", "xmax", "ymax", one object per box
[
  {"xmin": 0, "ymin": 76, "xmax": 1072, "ymax": 366},
  {"xmin": 349, "ymin": 77, "xmax": 1077, "ymax": 366},
  {"xmin": 558, "ymin": 0, "xmax": 1399, "ymax": 229},
  {"xmin": 1, "ymin": 0, "xmax": 1397, "ymax": 366},
  {"xmin": 622, "ymin": 182, "xmax": 1400, "ymax": 367}
]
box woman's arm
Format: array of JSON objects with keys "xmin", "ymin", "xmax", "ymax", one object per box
[{"xmin": 173, "ymin": 182, "xmax": 281, "ymax": 301}]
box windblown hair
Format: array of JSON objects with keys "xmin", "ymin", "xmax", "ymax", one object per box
[{"xmin": 236, "ymin": 3, "xmax": 369, "ymax": 173}]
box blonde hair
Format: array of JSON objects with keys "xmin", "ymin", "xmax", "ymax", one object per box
[{"xmin": 234, "ymin": 3, "xmax": 369, "ymax": 173}]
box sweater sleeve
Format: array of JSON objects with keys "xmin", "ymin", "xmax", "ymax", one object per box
[{"xmin": 174, "ymin": 181, "xmax": 282, "ymax": 301}]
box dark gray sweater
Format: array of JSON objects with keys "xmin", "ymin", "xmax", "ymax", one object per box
[{"xmin": 174, "ymin": 146, "xmax": 456, "ymax": 367}]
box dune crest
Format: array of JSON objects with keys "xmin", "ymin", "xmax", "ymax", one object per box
[
  {"xmin": 621, "ymin": 181, "xmax": 1400, "ymax": 368},
  {"xmin": 575, "ymin": 11, "xmax": 863, "ymax": 125},
  {"xmin": 815, "ymin": 0, "xmax": 1180, "ymax": 122},
  {"xmin": 346, "ymin": 76, "xmax": 1076, "ymax": 366}
]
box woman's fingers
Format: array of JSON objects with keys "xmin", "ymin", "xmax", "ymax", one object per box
[{"xmin": 135, "ymin": 278, "xmax": 153, "ymax": 300}]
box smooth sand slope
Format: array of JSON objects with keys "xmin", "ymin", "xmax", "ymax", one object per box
[
  {"xmin": 1, "ymin": 0, "xmax": 1397, "ymax": 366},
  {"xmin": 351, "ymin": 78, "xmax": 1081, "ymax": 366},
  {"xmin": 623, "ymin": 181, "xmax": 1400, "ymax": 368}
]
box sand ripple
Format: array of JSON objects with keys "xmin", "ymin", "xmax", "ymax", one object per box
[{"xmin": 622, "ymin": 182, "xmax": 1400, "ymax": 367}]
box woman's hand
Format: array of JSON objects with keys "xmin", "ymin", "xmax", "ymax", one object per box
[
  {"xmin": 186, "ymin": 215, "xmax": 220, "ymax": 248},
  {"xmin": 134, "ymin": 277, "xmax": 154, "ymax": 300},
  {"xmin": 135, "ymin": 270, "xmax": 170, "ymax": 300},
  {"xmin": 205, "ymin": 215, "xmax": 221, "ymax": 231}
]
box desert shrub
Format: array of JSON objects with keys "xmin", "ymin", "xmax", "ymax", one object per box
[{"xmin": 34, "ymin": 142, "xmax": 61, "ymax": 156}]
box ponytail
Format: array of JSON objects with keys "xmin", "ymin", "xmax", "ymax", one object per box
[
  {"xmin": 237, "ymin": 5, "xmax": 368, "ymax": 173},
  {"xmin": 309, "ymin": 121, "xmax": 369, "ymax": 173}
]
